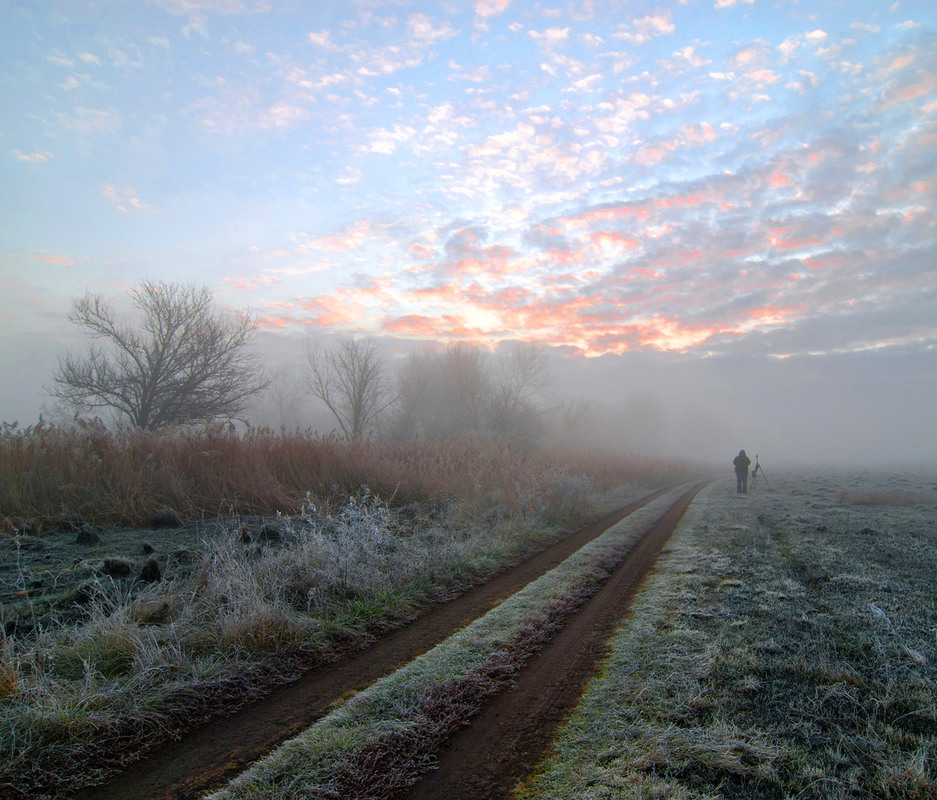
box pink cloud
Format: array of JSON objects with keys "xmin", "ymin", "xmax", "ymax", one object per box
[
  {"xmin": 33, "ymin": 253, "xmax": 74, "ymax": 266},
  {"xmin": 561, "ymin": 204, "xmax": 651, "ymax": 228},
  {"xmin": 313, "ymin": 221, "xmax": 374, "ymax": 251},
  {"xmin": 475, "ymin": 0, "xmax": 511, "ymax": 19},
  {"xmin": 769, "ymin": 231, "xmax": 824, "ymax": 250},
  {"xmin": 225, "ymin": 275, "xmax": 279, "ymax": 291},
  {"xmin": 770, "ymin": 169, "xmax": 791, "ymax": 187},
  {"xmin": 657, "ymin": 192, "xmax": 706, "ymax": 209},
  {"xmin": 590, "ymin": 231, "xmax": 640, "ymax": 254},
  {"xmin": 408, "ymin": 244, "xmax": 437, "ymax": 260}
]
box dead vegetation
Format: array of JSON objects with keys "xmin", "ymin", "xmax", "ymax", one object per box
[{"xmin": 0, "ymin": 420, "xmax": 686, "ymax": 531}]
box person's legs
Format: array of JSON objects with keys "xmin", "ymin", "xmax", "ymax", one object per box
[{"xmin": 736, "ymin": 472, "xmax": 742, "ymax": 493}]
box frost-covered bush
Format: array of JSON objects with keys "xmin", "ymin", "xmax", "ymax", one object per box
[{"xmin": 549, "ymin": 473, "xmax": 594, "ymax": 518}]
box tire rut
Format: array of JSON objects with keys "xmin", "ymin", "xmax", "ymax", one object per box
[
  {"xmin": 401, "ymin": 482, "xmax": 706, "ymax": 800},
  {"xmin": 72, "ymin": 486, "xmax": 673, "ymax": 800}
]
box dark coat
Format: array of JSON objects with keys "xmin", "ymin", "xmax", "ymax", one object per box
[{"xmin": 733, "ymin": 452, "xmax": 751, "ymax": 475}]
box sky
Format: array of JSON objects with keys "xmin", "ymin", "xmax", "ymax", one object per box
[{"xmin": 2, "ymin": 0, "xmax": 936, "ymax": 468}]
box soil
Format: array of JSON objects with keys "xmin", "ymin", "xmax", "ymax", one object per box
[
  {"xmin": 400, "ymin": 483, "xmax": 705, "ymax": 800},
  {"xmin": 71, "ymin": 486, "xmax": 676, "ymax": 800}
]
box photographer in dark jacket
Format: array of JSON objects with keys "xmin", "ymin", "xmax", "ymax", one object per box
[{"xmin": 733, "ymin": 449, "xmax": 752, "ymax": 494}]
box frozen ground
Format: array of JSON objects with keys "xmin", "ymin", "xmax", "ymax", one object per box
[{"xmin": 519, "ymin": 468, "xmax": 937, "ymax": 799}]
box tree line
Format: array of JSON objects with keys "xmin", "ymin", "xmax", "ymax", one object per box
[{"xmin": 47, "ymin": 281, "xmax": 555, "ymax": 450}]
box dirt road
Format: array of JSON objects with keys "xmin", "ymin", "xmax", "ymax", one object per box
[
  {"xmin": 73, "ymin": 486, "xmax": 675, "ymax": 800},
  {"xmin": 401, "ymin": 483, "xmax": 703, "ymax": 800}
]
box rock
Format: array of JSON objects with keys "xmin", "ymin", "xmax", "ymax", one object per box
[
  {"xmin": 75, "ymin": 524, "xmax": 101, "ymax": 545},
  {"xmin": 132, "ymin": 598, "xmax": 173, "ymax": 625},
  {"xmin": 142, "ymin": 542, "xmax": 155, "ymax": 555},
  {"xmin": 100, "ymin": 557, "xmax": 133, "ymax": 578},
  {"xmin": 258, "ymin": 523, "xmax": 282, "ymax": 543},
  {"xmin": 73, "ymin": 582, "xmax": 97, "ymax": 605},
  {"xmin": 138, "ymin": 557, "xmax": 162, "ymax": 583},
  {"xmin": 149, "ymin": 509, "xmax": 183, "ymax": 529}
]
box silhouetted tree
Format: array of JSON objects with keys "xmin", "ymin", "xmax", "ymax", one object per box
[
  {"xmin": 487, "ymin": 344, "xmax": 550, "ymax": 450},
  {"xmin": 389, "ymin": 343, "xmax": 490, "ymax": 440},
  {"xmin": 304, "ymin": 336, "xmax": 392, "ymax": 439},
  {"xmin": 388, "ymin": 342, "xmax": 551, "ymax": 449},
  {"xmin": 49, "ymin": 281, "xmax": 267, "ymax": 429}
]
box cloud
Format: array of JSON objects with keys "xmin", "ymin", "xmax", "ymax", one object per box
[
  {"xmin": 11, "ymin": 149, "xmax": 52, "ymax": 163},
  {"xmin": 47, "ymin": 52, "xmax": 74, "ymax": 67},
  {"xmin": 150, "ymin": 0, "xmax": 271, "ymax": 37},
  {"xmin": 32, "ymin": 252, "xmax": 74, "ymax": 266},
  {"xmin": 614, "ymin": 13, "xmax": 675, "ymax": 45},
  {"xmin": 407, "ymin": 13, "xmax": 456, "ymax": 44},
  {"xmin": 363, "ymin": 124, "xmax": 417, "ymax": 154},
  {"xmin": 474, "ymin": 0, "xmax": 512, "ymax": 31},
  {"xmin": 56, "ymin": 107, "xmax": 122, "ymax": 135},
  {"xmin": 311, "ymin": 220, "xmax": 384, "ymax": 252},
  {"xmin": 102, "ymin": 185, "xmax": 155, "ymax": 213},
  {"xmin": 307, "ymin": 30, "xmax": 339, "ymax": 50},
  {"xmin": 475, "ymin": 0, "xmax": 511, "ymax": 17},
  {"xmin": 529, "ymin": 27, "xmax": 570, "ymax": 49}
]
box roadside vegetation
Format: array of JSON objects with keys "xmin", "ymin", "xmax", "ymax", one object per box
[
  {"xmin": 516, "ymin": 472, "xmax": 937, "ymax": 799},
  {"xmin": 0, "ymin": 420, "xmax": 683, "ymax": 533},
  {"xmin": 0, "ymin": 421, "xmax": 692, "ymax": 798}
]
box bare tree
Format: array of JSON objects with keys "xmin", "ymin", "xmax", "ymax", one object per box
[
  {"xmin": 304, "ymin": 337, "xmax": 392, "ymax": 439},
  {"xmin": 487, "ymin": 344, "xmax": 551, "ymax": 450},
  {"xmin": 389, "ymin": 343, "xmax": 491, "ymax": 440},
  {"xmin": 49, "ymin": 281, "xmax": 267, "ymax": 429}
]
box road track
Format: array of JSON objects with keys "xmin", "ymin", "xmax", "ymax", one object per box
[
  {"xmin": 402, "ymin": 482, "xmax": 705, "ymax": 800},
  {"xmin": 72, "ymin": 486, "xmax": 675, "ymax": 800}
]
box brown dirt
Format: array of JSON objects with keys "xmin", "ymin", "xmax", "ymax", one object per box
[
  {"xmin": 400, "ymin": 482, "xmax": 705, "ymax": 800},
  {"xmin": 71, "ymin": 486, "xmax": 673, "ymax": 800}
]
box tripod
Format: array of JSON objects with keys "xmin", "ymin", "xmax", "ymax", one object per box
[{"xmin": 750, "ymin": 456, "xmax": 771, "ymax": 494}]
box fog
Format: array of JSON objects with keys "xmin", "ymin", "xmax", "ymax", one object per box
[
  {"xmin": 3, "ymin": 322, "xmax": 934, "ymax": 473},
  {"xmin": 543, "ymin": 347, "xmax": 937, "ymax": 471}
]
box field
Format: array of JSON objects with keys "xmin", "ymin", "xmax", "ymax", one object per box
[
  {"xmin": 191, "ymin": 469, "xmax": 936, "ymax": 800},
  {"xmin": 2, "ymin": 423, "xmax": 935, "ymax": 800},
  {"xmin": 517, "ymin": 469, "xmax": 937, "ymax": 799}
]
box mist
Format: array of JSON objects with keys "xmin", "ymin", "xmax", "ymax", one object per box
[
  {"xmin": 544, "ymin": 347, "xmax": 937, "ymax": 471},
  {"xmin": 3, "ymin": 320, "xmax": 934, "ymax": 473}
]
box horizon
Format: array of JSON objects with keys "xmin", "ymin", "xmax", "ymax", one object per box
[{"xmin": 2, "ymin": 0, "xmax": 936, "ymax": 468}]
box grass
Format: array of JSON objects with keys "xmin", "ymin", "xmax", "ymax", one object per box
[
  {"xmin": 515, "ymin": 471, "xmax": 937, "ymax": 799},
  {"xmin": 0, "ymin": 423, "xmax": 695, "ymax": 798},
  {"xmin": 834, "ymin": 489, "xmax": 933, "ymax": 507}
]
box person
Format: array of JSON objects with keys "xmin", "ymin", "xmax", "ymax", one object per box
[{"xmin": 733, "ymin": 449, "xmax": 751, "ymax": 494}]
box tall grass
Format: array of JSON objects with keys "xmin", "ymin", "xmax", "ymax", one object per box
[{"xmin": 0, "ymin": 421, "xmax": 690, "ymax": 531}]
